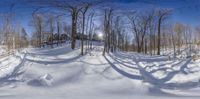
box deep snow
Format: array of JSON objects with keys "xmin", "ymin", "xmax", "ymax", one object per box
[{"xmin": 1, "ymin": 43, "xmax": 200, "ymax": 99}]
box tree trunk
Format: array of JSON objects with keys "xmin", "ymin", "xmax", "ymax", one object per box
[
  {"xmin": 81, "ymin": 14, "xmax": 85, "ymax": 55},
  {"xmin": 71, "ymin": 11, "xmax": 78, "ymax": 49},
  {"xmin": 157, "ymin": 18, "xmax": 161, "ymax": 55}
]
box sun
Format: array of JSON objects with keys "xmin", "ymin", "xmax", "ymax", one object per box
[{"xmin": 98, "ymin": 33, "xmax": 103, "ymax": 38}]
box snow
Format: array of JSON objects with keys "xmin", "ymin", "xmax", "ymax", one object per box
[
  {"xmin": 28, "ymin": 74, "xmax": 54, "ymax": 86},
  {"xmin": 1, "ymin": 43, "xmax": 200, "ymax": 99},
  {"xmin": 0, "ymin": 46, "xmax": 6, "ymax": 55},
  {"xmin": 0, "ymin": 52, "xmax": 26, "ymax": 80}
]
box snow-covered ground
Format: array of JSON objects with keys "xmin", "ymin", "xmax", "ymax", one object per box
[
  {"xmin": 0, "ymin": 45, "xmax": 7, "ymax": 58},
  {"xmin": 1, "ymin": 43, "xmax": 200, "ymax": 99}
]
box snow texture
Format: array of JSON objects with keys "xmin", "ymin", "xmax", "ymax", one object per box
[{"xmin": 1, "ymin": 42, "xmax": 200, "ymax": 99}]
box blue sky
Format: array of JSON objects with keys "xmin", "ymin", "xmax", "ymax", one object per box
[
  {"xmin": 112, "ymin": 0, "xmax": 200, "ymax": 25},
  {"xmin": 1, "ymin": 0, "xmax": 200, "ymax": 35}
]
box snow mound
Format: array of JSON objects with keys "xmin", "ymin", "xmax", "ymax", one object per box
[
  {"xmin": 27, "ymin": 74, "xmax": 54, "ymax": 87},
  {"xmin": 39, "ymin": 74, "xmax": 54, "ymax": 86}
]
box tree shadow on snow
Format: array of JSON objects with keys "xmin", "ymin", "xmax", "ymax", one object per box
[
  {"xmin": 25, "ymin": 54, "xmax": 83, "ymax": 65},
  {"xmin": 106, "ymin": 52, "xmax": 200, "ymax": 91},
  {"xmin": 27, "ymin": 46, "xmax": 79, "ymax": 56},
  {"xmin": 104, "ymin": 55, "xmax": 143, "ymax": 80},
  {"xmin": 0, "ymin": 54, "xmax": 27, "ymax": 87}
]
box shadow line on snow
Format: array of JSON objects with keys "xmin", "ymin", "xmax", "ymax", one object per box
[
  {"xmin": 25, "ymin": 55, "xmax": 83, "ymax": 65},
  {"xmin": 109, "ymin": 52, "xmax": 199, "ymax": 90},
  {"xmin": 27, "ymin": 45, "xmax": 79, "ymax": 57},
  {"xmin": 0, "ymin": 53, "xmax": 27, "ymax": 86},
  {"xmin": 104, "ymin": 55, "xmax": 143, "ymax": 80},
  {"xmin": 116, "ymin": 52, "xmax": 168, "ymax": 62}
]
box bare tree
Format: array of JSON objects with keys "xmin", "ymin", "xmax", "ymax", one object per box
[
  {"xmin": 103, "ymin": 8, "xmax": 113, "ymax": 56},
  {"xmin": 56, "ymin": 17, "xmax": 62, "ymax": 46},
  {"xmin": 156, "ymin": 9, "xmax": 171, "ymax": 55},
  {"xmin": 80, "ymin": 3, "xmax": 91, "ymax": 55},
  {"xmin": 88, "ymin": 12, "xmax": 95, "ymax": 50},
  {"xmin": 32, "ymin": 13, "xmax": 45, "ymax": 48},
  {"xmin": 3, "ymin": 14, "xmax": 14, "ymax": 54},
  {"xmin": 174, "ymin": 23, "xmax": 184, "ymax": 54},
  {"xmin": 48, "ymin": 14, "xmax": 55, "ymax": 48},
  {"xmin": 195, "ymin": 26, "xmax": 200, "ymax": 47},
  {"xmin": 127, "ymin": 11, "xmax": 152, "ymax": 53}
]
